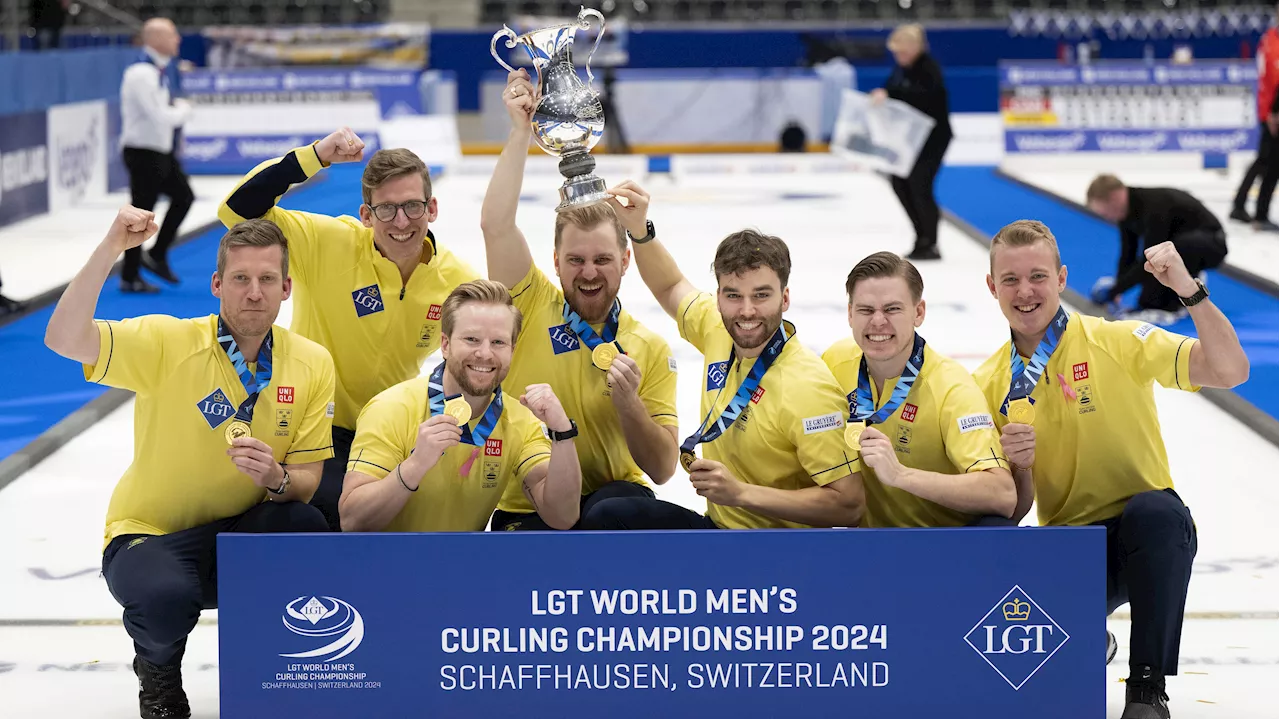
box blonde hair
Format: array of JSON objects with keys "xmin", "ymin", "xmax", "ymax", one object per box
[
  {"xmin": 1085, "ymin": 174, "xmax": 1126, "ymax": 204},
  {"xmin": 217, "ymin": 218, "xmax": 289, "ymax": 277},
  {"xmin": 554, "ymin": 202, "xmax": 626, "ymax": 251},
  {"xmin": 440, "ymin": 279, "xmax": 523, "ymax": 344},
  {"xmin": 361, "ymin": 148, "xmax": 432, "ymax": 205},
  {"xmin": 888, "ymin": 23, "xmax": 927, "ymax": 52},
  {"xmin": 990, "ymin": 220, "xmax": 1062, "ymax": 271}
]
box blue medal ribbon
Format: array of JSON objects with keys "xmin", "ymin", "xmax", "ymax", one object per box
[
  {"xmin": 562, "ymin": 300, "xmax": 624, "ymax": 364},
  {"xmin": 1000, "ymin": 306, "xmax": 1070, "ymax": 416},
  {"xmin": 217, "ymin": 317, "xmax": 273, "ymax": 425},
  {"xmin": 848, "ymin": 333, "xmax": 926, "ymax": 425},
  {"xmin": 426, "ymin": 362, "xmax": 504, "ymax": 447},
  {"xmin": 680, "ymin": 322, "xmax": 792, "ymax": 456}
]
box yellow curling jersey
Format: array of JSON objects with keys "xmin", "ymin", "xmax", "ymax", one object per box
[
  {"xmin": 973, "ymin": 313, "xmax": 1198, "ymax": 526},
  {"xmin": 822, "ymin": 337, "xmax": 1008, "ymax": 528},
  {"xmin": 496, "ymin": 264, "xmax": 679, "ymax": 514},
  {"xmin": 678, "ymin": 292, "xmax": 854, "ymax": 530},
  {"xmin": 348, "ymin": 378, "xmax": 551, "ymax": 532},
  {"xmin": 86, "ymin": 315, "xmax": 335, "ymax": 549},
  {"xmin": 218, "ymin": 143, "xmax": 480, "ymax": 429}
]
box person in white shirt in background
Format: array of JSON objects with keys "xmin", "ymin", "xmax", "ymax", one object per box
[{"xmin": 118, "ymin": 17, "xmax": 194, "ymax": 294}]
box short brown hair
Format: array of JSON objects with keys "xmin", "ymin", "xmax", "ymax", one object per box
[
  {"xmin": 554, "ymin": 202, "xmax": 626, "ymax": 251},
  {"xmin": 441, "ymin": 279, "xmax": 524, "ymax": 344},
  {"xmin": 361, "ymin": 148, "xmax": 432, "ymax": 205},
  {"xmin": 845, "ymin": 251, "xmax": 924, "ymax": 302},
  {"xmin": 217, "ymin": 219, "xmax": 289, "ymax": 277},
  {"xmin": 1085, "ymin": 174, "xmax": 1125, "ymax": 203},
  {"xmin": 712, "ymin": 229, "xmax": 791, "ymax": 288},
  {"xmin": 990, "ymin": 219, "xmax": 1062, "ymax": 271}
]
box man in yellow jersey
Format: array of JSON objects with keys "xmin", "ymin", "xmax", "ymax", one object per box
[
  {"xmin": 339, "ymin": 280, "xmax": 584, "ymax": 531},
  {"xmin": 218, "ymin": 128, "xmax": 479, "ymax": 531},
  {"xmin": 821, "ymin": 252, "xmax": 1015, "ymax": 528},
  {"xmin": 973, "ymin": 220, "xmax": 1249, "ymax": 719},
  {"xmin": 45, "ymin": 208, "xmax": 334, "ymax": 719},
  {"xmin": 480, "ymin": 70, "xmax": 679, "ymax": 531},
  {"xmin": 581, "ymin": 211, "xmax": 865, "ymax": 530}
]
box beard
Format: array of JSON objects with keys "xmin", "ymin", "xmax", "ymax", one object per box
[
  {"xmin": 222, "ymin": 306, "xmax": 276, "ymax": 342},
  {"xmin": 723, "ymin": 309, "xmax": 784, "ymax": 351},
  {"xmin": 563, "ymin": 280, "xmax": 619, "ymax": 323},
  {"xmin": 448, "ymin": 359, "xmax": 507, "ymax": 397}
]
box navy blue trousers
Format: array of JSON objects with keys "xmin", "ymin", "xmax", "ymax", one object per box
[
  {"xmin": 102, "ymin": 501, "xmax": 327, "ymax": 666},
  {"xmin": 492, "ymin": 480, "xmax": 655, "ymax": 531},
  {"xmin": 1096, "ymin": 488, "xmax": 1198, "ymax": 677}
]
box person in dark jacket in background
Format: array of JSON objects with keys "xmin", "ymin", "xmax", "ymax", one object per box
[
  {"xmin": 1087, "ymin": 174, "xmax": 1228, "ymax": 326},
  {"xmin": 872, "ymin": 23, "xmax": 952, "ymax": 261}
]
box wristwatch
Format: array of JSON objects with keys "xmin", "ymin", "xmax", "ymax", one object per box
[
  {"xmin": 1177, "ymin": 278, "xmax": 1209, "ymax": 308},
  {"xmin": 627, "ymin": 219, "xmax": 656, "ymax": 244},
  {"xmin": 546, "ymin": 420, "xmax": 579, "ymax": 442},
  {"xmin": 268, "ymin": 466, "xmax": 291, "ymax": 496}
]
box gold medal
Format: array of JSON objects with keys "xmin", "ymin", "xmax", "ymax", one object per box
[
  {"xmin": 443, "ymin": 397, "xmax": 472, "ymax": 425},
  {"xmin": 844, "ymin": 421, "xmax": 866, "ymax": 450},
  {"xmin": 592, "ymin": 342, "xmax": 619, "ymax": 371},
  {"xmin": 1008, "ymin": 398, "xmax": 1035, "ymax": 425},
  {"xmin": 680, "ymin": 451, "xmax": 697, "ymax": 473},
  {"xmin": 224, "ymin": 420, "xmax": 251, "ymax": 444}
]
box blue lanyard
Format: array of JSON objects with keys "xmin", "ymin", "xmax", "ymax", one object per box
[
  {"xmin": 680, "ymin": 322, "xmax": 792, "ymax": 455},
  {"xmin": 849, "ymin": 333, "xmax": 926, "ymax": 425},
  {"xmin": 426, "ymin": 362, "xmax": 504, "ymax": 447},
  {"xmin": 1001, "ymin": 306, "xmax": 1069, "ymax": 416},
  {"xmin": 562, "ymin": 300, "xmax": 624, "ymax": 354},
  {"xmin": 217, "ymin": 317, "xmax": 273, "ymax": 424}
]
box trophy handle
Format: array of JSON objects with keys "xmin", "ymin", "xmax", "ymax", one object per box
[
  {"xmin": 490, "ymin": 25, "xmax": 520, "ymax": 74},
  {"xmin": 577, "ymin": 7, "xmax": 606, "ymax": 86}
]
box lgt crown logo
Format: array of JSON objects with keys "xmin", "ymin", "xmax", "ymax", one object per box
[{"xmin": 964, "ymin": 585, "xmax": 1069, "ymax": 690}]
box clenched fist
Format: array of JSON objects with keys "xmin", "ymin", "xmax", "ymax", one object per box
[
  {"xmin": 521, "ymin": 384, "xmax": 573, "ymax": 434},
  {"xmin": 105, "ymin": 206, "xmax": 158, "ymax": 254},
  {"xmin": 315, "ymin": 126, "xmax": 366, "ymax": 166},
  {"xmin": 503, "ymin": 69, "xmax": 538, "ymax": 132}
]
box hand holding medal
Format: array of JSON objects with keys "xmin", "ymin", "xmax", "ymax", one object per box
[
  {"xmin": 443, "ymin": 396, "xmax": 473, "ymax": 426},
  {"xmin": 1000, "ymin": 422, "xmax": 1036, "ymax": 472},
  {"xmin": 1007, "ymin": 397, "xmax": 1035, "ymax": 425}
]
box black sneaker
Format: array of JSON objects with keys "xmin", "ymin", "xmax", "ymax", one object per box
[
  {"xmin": 1121, "ymin": 666, "xmax": 1170, "ymax": 719},
  {"xmin": 1106, "ymin": 631, "xmax": 1117, "ymax": 665},
  {"xmin": 1229, "ymin": 206, "xmax": 1253, "ymax": 223},
  {"xmin": 905, "ymin": 246, "xmax": 942, "ymax": 261},
  {"xmin": 121, "ymin": 278, "xmax": 161, "ymax": 294},
  {"xmin": 141, "ymin": 251, "xmax": 181, "ymax": 284},
  {"xmin": 133, "ymin": 656, "xmax": 191, "ymax": 719}
]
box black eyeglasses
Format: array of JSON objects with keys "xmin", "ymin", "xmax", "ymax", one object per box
[{"xmin": 369, "ymin": 200, "xmax": 429, "ymax": 222}]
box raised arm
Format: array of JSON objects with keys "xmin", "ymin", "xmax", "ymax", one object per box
[
  {"xmin": 45, "ymin": 207, "xmax": 158, "ymax": 365},
  {"xmin": 479, "ymin": 70, "xmax": 538, "ymax": 289},
  {"xmin": 519, "ymin": 384, "xmax": 584, "ymax": 530},
  {"xmin": 608, "ymin": 182, "xmax": 696, "ymax": 320},
  {"xmin": 218, "ymin": 127, "xmax": 365, "ymax": 228},
  {"xmin": 1143, "ymin": 242, "xmax": 1249, "ymax": 388}
]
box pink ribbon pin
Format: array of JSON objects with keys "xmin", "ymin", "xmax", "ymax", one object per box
[
  {"xmin": 459, "ymin": 447, "xmax": 481, "ymax": 477},
  {"xmin": 1057, "ymin": 373, "xmax": 1077, "ymax": 401}
]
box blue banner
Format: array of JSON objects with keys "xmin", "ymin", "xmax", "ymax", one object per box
[
  {"xmin": 218, "ymin": 528, "xmax": 1104, "ymax": 718},
  {"xmin": 1005, "ymin": 127, "xmax": 1260, "ymax": 154},
  {"xmin": 999, "ymin": 60, "xmax": 1258, "ymax": 87},
  {"xmin": 0, "ymin": 110, "xmax": 50, "ymax": 228},
  {"xmin": 182, "ymin": 67, "xmax": 423, "ymax": 117},
  {"xmin": 180, "ymin": 132, "xmax": 382, "ymax": 175}
]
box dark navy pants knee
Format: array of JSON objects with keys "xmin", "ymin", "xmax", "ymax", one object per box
[
  {"xmin": 493, "ymin": 480, "xmax": 655, "ymax": 531},
  {"xmin": 969, "ymin": 514, "xmax": 1018, "ymax": 527},
  {"xmin": 310, "ymin": 426, "xmax": 353, "ymax": 532},
  {"xmin": 102, "ymin": 500, "xmax": 327, "ymax": 666},
  {"xmin": 1100, "ymin": 488, "xmax": 1197, "ymax": 677}
]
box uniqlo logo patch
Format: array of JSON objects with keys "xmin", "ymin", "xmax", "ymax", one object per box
[
  {"xmin": 277, "ymin": 386, "xmax": 294, "ymax": 404},
  {"xmin": 751, "ymin": 387, "xmax": 766, "ymax": 404},
  {"xmin": 901, "ymin": 403, "xmax": 918, "ymax": 422},
  {"xmin": 427, "ymin": 304, "xmax": 442, "ymax": 321},
  {"xmin": 1073, "ymin": 362, "xmax": 1089, "ymax": 381},
  {"xmin": 485, "ymin": 438, "xmax": 502, "ymax": 456}
]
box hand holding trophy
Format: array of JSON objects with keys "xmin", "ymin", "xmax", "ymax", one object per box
[{"xmin": 491, "ymin": 6, "xmax": 609, "ymax": 211}]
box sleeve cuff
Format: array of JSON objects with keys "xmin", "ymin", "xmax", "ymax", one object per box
[
  {"xmin": 298, "ymin": 143, "xmax": 325, "ymax": 178},
  {"xmin": 285, "ymin": 445, "xmax": 335, "ymax": 463},
  {"xmin": 83, "ymin": 320, "xmax": 113, "ymax": 384},
  {"xmin": 1174, "ymin": 337, "xmax": 1201, "ymax": 392}
]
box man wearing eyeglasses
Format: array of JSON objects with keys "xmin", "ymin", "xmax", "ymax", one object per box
[{"xmin": 218, "ymin": 127, "xmax": 480, "ymax": 531}]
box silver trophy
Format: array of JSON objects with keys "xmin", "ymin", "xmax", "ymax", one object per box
[{"xmin": 492, "ymin": 7, "xmax": 608, "ymax": 211}]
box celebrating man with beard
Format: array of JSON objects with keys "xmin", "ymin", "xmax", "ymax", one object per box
[
  {"xmin": 580, "ymin": 211, "xmax": 865, "ymax": 531},
  {"xmin": 480, "ymin": 70, "xmax": 680, "ymax": 531},
  {"xmin": 338, "ymin": 280, "xmax": 584, "ymax": 532},
  {"xmin": 218, "ymin": 128, "xmax": 480, "ymax": 532}
]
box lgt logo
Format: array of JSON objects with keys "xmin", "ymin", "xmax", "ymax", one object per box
[{"xmin": 963, "ymin": 585, "xmax": 1069, "ymax": 690}]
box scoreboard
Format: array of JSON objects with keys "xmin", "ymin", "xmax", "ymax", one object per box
[{"xmin": 1000, "ymin": 61, "xmax": 1259, "ymax": 154}]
